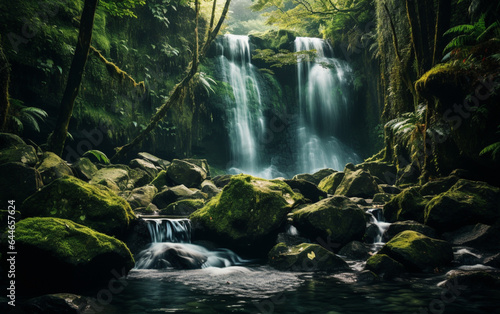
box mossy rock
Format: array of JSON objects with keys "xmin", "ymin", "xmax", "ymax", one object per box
[
  {"xmin": 372, "ymin": 193, "xmax": 394, "ymax": 204},
  {"xmin": 335, "ymin": 168, "xmax": 382, "ymax": 198},
  {"xmin": 424, "ymin": 179, "xmax": 500, "ymax": 232},
  {"xmin": 0, "ymin": 162, "xmax": 43, "ymax": 203},
  {"xmin": 384, "ymin": 220, "xmax": 436, "ymax": 242},
  {"xmin": 318, "ymin": 172, "xmax": 344, "ymax": 194},
  {"xmin": 166, "ymin": 159, "xmax": 207, "ymax": 188},
  {"xmin": 9, "ymin": 217, "xmax": 134, "ymax": 294},
  {"xmin": 71, "ymin": 157, "xmax": 98, "ymax": 181},
  {"xmin": 36, "ymin": 152, "xmax": 74, "ymax": 184},
  {"xmin": 268, "ymin": 243, "xmax": 349, "ymax": 272},
  {"xmin": 378, "ymin": 231, "xmax": 453, "ymax": 272},
  {"xmin": 290, "ymin": 196, "xmax": 366, "ymax": 248},
  {"xmin": 338, "ymin": 241, "xmax": 371, "ymax": 260},
  {"xmin": 189, "ymin": 174, "xmax": 302, "ymax": 256},
  {"xmin": 383, "ymin": 187, "xmax": 428, "ymax": 223},
  {"xmin": 126, "ymin": 185, "xmax": 157, "ymax": 210},
  {"xmin": 22, "ymin": 176, "xmax": 135, "ymax": 237},
  {"xmin": 311, "ymin": 168, "xmax": 337, "ymax": 184},
  {"xmin": 0, "ymin": 144, "xmax": 38, "ymax": 166},
  {"xmin": 161, "ymin": 199, "xmax": 205, "ymax": 216},
  {"xmin": 89, "ymin": 166, "xmax": 130, "ymax": 191},
  {"xmin": 364, "ymin": 254, "xmax": 405, "ymax": 280},
  {"xmin": 356, "ymin": 161, "xmax": 397, "ymax": 185},
  {"xmin": 419, "ymin": 175, "xmax": 459, "ymax": 196},
  {"xmin": 284, "ymin": 179, "xmax": 327, "ymax": 202},
  {"xmin": 152, "ymin": 184, "xmax": 196, "ymax": 209}
]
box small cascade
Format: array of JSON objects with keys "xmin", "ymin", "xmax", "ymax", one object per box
[
  {"xmin": 366, "ymin": 208, "xmax": 391, "ymax": 247},
  {"xmin": 135, "ymin": 217, "xmax": 250, "ymax": 270}
]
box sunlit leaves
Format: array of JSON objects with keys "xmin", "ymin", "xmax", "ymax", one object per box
[{"xmin": 100, "ymin": 0, "xmax": 146, "ymax": 18}]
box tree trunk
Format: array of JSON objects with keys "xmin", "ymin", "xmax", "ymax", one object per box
[
  {"xmin": 0, "ymin": 38, "xmax": 10, "ymax": 132},
  {"xmin": 48, "ymin": 0, "xmax": 99, "ymax": 156},
  {"xmin": 432, "ymin": 0, "xmax": 452, "ymax": 66}
]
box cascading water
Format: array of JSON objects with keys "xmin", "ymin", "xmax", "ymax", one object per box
[
  {"xmin": 217, "ymin": 34, "xmax": 266, "ymax": 176},
  {"xmin": 135, "ymin": 218, "xmax": 249, "ymax": 269},
  {"xmin": 295, "ymin": 37, "xmax": 361, "ymax": 174}
]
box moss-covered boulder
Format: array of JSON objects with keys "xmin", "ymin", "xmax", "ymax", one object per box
[
  {"xmin": 22, "ymin": 176, "xmax": 135, "ymax": 237},
  {"xmin": 395, "ymin": 162, "xmax": 420, "ymax": 187},
  {"xmin": 419, "ymin": 175, "xmax": 459, "ymax": 196},
  {"xmin": 0, "ymin": 132, "xmax": 25, "ymax": 149},
  {"xmin": 338, "ymin": 241, "xmax": 371, "ymax": 260},
  {"xmin": 384, "ymin": 220, "xmax": 436, "ymax": 242},
  {"xmin": 335, "ymin": 168, "xmax": 382, "ymax": 198},
  {"xmin": 11, "ymin": 217, "xmax": 134, "ymax": 294},
  {"xmin": 378, "ymin": 231, "xmax": 453, "ymax": 272},
  {"xmin": 126, "ymin": 185, "xmax": 157, "ymax": 210},
  {"xmin": 183, "ymin": 158, "xmax": 210, "ymax": 176},
  {"xmin": 189, "ymin": 174, "xmax": 302, "ymax": 255},
  {"xmin": 37, "ymin": 152, "xmax": 74, "ymax": 184},
  {"xmin": 364, "ymin": 254, "xmax": 405, "ymax": 279},
  {"xmin": 0, "ymin": 162, "xmax": 42, "ymax": 203},
  {"xmin": 152, "ymin": 184, "xmax": 196, "ymax": 209},
  {"xmin": 0, "ymin": 144, "xmax": 38, "ymax": 166},
  {"xmin": 166, "ymin": 159, "xmax": 207, "ymax": 188},
  {"xmin": 424, "ymin": 179, "xmax": 500, "ymax": 232},
  {"xmin": 292, "ymin": 173, "xmax": 316, "ymax": 184},
  {"xmin": 150, "ymin": 170, "xmax": 168, "ymax": 189},
  {"xmin": 312, "ymin": 168, "xmax": 336, "ymax": 184},
  {"xmin": 284, "ymin": 179, "xmax": 327, "ymax": 202},
  {"xmin": 290, "ymin": 196, "xmax": 366, "ymax": 248},
  {"xmin": 356, "ymin": 161, "xmax": 397, "ymax": 185},
  {"xmin": 268, "ymin": 243, "xmax": 349, "ymax": 272},
  {"xmin": 71, "ymin": 157, "xmax": 98, "ymax": 181},
  {"xmin": 383, "ymin": 187, "xmax": 428, "ymax": 223},
  {"xmin": 90, "ymin": 166, "xmax": 130, "ymax": 191},
  {"xmin": 212, "ymin": 174, "xmax": 234, "ymax": 188},
  {"xmin": 318, "ymin": 172, "xmax": 344, "ymax": 194},
  {"xmin": 160, "ymin": 199, "xmax": 205, "ymax": 216},
  {"xmin": 443, "ymin": 223, "xmax": 500, "ymax": 252},
  {"xmin": 372, "ymin": 193, "xmax": 394, "ymax": 204}
]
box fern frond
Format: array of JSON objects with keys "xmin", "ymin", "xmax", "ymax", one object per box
[
  {"xmin": 22, "ymin": 107, "xmax": 48, "ymax": 120},
  {"xmin": 444, "ymin": 35, "xmax": 475, "ymax": 52},
  {"xmin": 12, "ymin": 117, "xmax": 23, "ymax": 132},
  {"xmin": 479, "ymin": 142, "xmax": 500, "ymax": 160},
  {"xmin": 477, "ymin": 21, "xmax": 499, "ymax": 42},
  {"xmin": 83, "ymin": 150, "xmax": 110, "ymax": 164},
  {"xmin": 444, "ymin": 24, "xmax": 474, "ymax": 36},
  {"xmin": 20, "ymin": 113, "xmax": 40, "ymax": 132}
]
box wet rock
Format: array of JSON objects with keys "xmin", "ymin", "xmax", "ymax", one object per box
[
  {"xmin": 190, "ymin": 174, "xmax": 303, "ymax": 256},
  {"xmin": 356, "ymin": 161, "xmax": 397, "ymax": 185},
  {"xmin": 396, "ymin": 162, "xmax": 420, "ymax": 186},
  {"xmin": 160, "ymin": 199, "xmax": 206, "ymax": 216},
  {"xmin": 357, "ymin": 270, "xmax": 380, "ymax": 283},
  {"xmin": 335, "ymin": 168, "xmax": 382, "ymax": 198},
  {"xmin": 379, "ymin": 184, "xmax": 402, "ymax": 194},
  {"xmin": 338, "ymin": 241, "xmax": 371, "ymax": 260},
  {"xmin": 150, "ymin": 170, "xmax": 168, "ymax": 189},
  {"xmin": 212, "ymin": 174, "xmax": 233, "ymax": 188},
  {"xmin": 439, "ymin": 270, "xmax": 500, "ymax": 291},
  {"xmin": 383, "ymin": 187, "xmax": 428, "ymax": 223},
  {"xmin": 311, "ymin": 168, "xmax": 336, "ymax": 184},
  {"xmin": 0, "ymin": 143, "xmax": 38, "ymax": 166},
  {"xmin": 167, "ymin": 159, "xmax": 207, "ymax": 188},
  {"xmin": 22, "ymin": 176, "xmax": 135, "ymax": 237},
  {"xmin": 443, "ymin": 224, "xmax": 500, "ymax": 252},
  {"xmin": 284, "ymin": 179, "xmax": 327, "ymax": 202},
  {"xmin": 290, "ymin": 196, "xmax": 366, "ymax": 248},
  {"xmin": 276, "ymin": 232, "xmax": 310, "ymax": 247},
  {"xmin": 364, "ymin": 254, "xmax": 405, "ymax": 279},
  {"xmin": 135, "ymin": 243, "xmax": 207, "ymax": 269},
  {"xmin": 318, "ymin": 171, "xmax": 344, "ymax": 194},
  {"xmin": 129, "ymin": 158, "xmax": 158, "ymax": 177},
  {"xmin": 138, "ymin": 152, "xmax": 170, "ymax": 169},
  {"xmin": 152, "ymin": 185, "xmax": 196, "ymax": 209},
  {"xmin": 36, "ymin": 152, "xmax": 73, "ymax": 184},
  {"xmin": 200, "ymin": 180, "xmax": 220, "ymax": 198},
  {"xmin": 378, "ymin": 231, "xmax": 453, "ymax": 272},
  {"xmin": 183, "ymin": 158, "xmax": 210, "ymax": 176},
  {"xmin": 372, "ymin": 193, "xmax": 394, "ymax": 204},
  {"xmin": 21, "ymin": 293, "xmax": 94, "ymax": 314},
  {"xmin": 126, "ymin": 185, "xmax": 157, "ymax": 210},
  {"xmin": 384, "ymin": 220, "xmax": 436, "ymax": 242},
  {"xmin": 424, "ymin": 179, "xmax": 500, "ymax": 232},
  {"xmin": 350, "ymin": 197, "xmax": 370, "ymax": 206},
  {"xmin": 90, "ymin": 166, "xmax": 130, "ymax": 191},
  {"xmin": 0, "ymin": 162, "xmax": 42, "ymax": 203},
  {"xmin": 419, "ymin": 175, "xmax": 459, "ymax": 196},
  {"xmin": 268, "ymin": 242, "xmax": 349, "ymax": 272},
  {"xmin": 71, "ymin": 157, "xmax": 97, "ymax": 181},
  {"xmin": 453, "ymin": 248, "xmax": 482, "ymax": 266}
]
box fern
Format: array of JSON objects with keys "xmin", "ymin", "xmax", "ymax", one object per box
[
  {"xmin": 8, "ymin": 98, "xmax": 48, "ymax": 133},
  {"xmin": 480, "ymin": 142, "xmax": 500, "ymax": 160},
  {"xmin": 442, "ymin": 15, "xmax": 499, "ymax": 53},
  {"xmin": 83, "ymin": 150, "xmax": 110, "ymax": 164}
]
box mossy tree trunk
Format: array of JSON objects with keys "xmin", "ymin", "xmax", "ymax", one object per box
[
  {"xmin": 0, "ymin": 37, "xmax": 10, "ymax": 132},
  {"xmin": 48, "ymin": 0, "xmax": 99, "ymax": 156}
]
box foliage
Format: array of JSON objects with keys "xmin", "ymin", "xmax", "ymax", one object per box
[
  {"xmin": 194, "ymin": 72, "xmax": 217, "ymax": 95},
  {"xmin": 8, "ymin": 98, "xmax": 48, "ymax": 133},
  {"xmin": 100, "ymin": 0, "xmax": 146, "ymax": 18},
  {"xmin": 148, "ymin": 0, "xmax": 191, "ymax": 27},
  {"xmin": 479, "ymin": 125, "xmax": 500, "ymax": 160},
  {"xmin": 443, "ymin": 15, "xmax": 500, "ymax": 53},
  {"xmin": 83, "ymin": 149, "xmax": 110, "ymax": 164}
]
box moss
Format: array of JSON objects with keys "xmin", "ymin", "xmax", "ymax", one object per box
[
  {"xmin": 22, "ymin": 176, "xmax": 135, "ymax": 237},
  {"xmin": 150, "ymin": 170, "xmax": 168, "ymax": 189},
  {"xmin": 365, "ymin": 253, "xmax": 405, "ymax": 279},
  {"xmin": 383, "ymin": 187, "xmax": 428, "ymax": 223},
  {"xmin": 318, "ymin": 172, "xmax": 344, "ymax": 194},
  {"xmin": 161, "ymin": 199, "xmax": 205, "ymax": 216},
  {"xmin": 16, "ymin": 217, "xmax": 134, "ymax": 267}
]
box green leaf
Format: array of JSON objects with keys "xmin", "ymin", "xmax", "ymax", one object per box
[
  {"xmin": 83, "ymin": 150, "xmax": 110, "ymax": 164},
  {"xmin": 480, "ymin": 142, "xmax": 500, "ymax": 160}
]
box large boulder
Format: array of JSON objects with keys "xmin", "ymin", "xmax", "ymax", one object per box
[
  {"xmin": 318, "ymin": 172, "xmax": 344, "ymax": 194},
  {"xmin": 0, "ymin": 143, "xmax": 38, "ymax": 166},
  {"xmin": 335, "ymin": 168, "xmax": 382, "ymax": 198},
  {"xmin": 284, "ymin": 179, "xmax": 327, "ymax": 202},
  {"xmin": 129, "ymin": 158, "xmax": 158, "ymax": 177},
  {"xmin": 166, "ymin": 159, "xmax": 207, "ymax": 188},
  {"xmin": 364, "ymin": 254, "xmax": 405, "ymax": 279},
  {"xmin": 443, "ymin": 224, "xmax": 500, "ymax": 252},
  {"xmin": 378, "ymin": 231, "xmax": 453, "ymax": 272},
  {"xmin": 183, "ymin": 158, "xmax": 210, "ymax": 176},
  {"xmin": 290, "ymin": 196, "xmax": 366, "ymax": 248},
  {"xmin": 338, "ymin": 241, "xmax": 371, "ymax": 260},
  {"xmin": 268, "ymin": 242, "xmax": 349, "ymax": 272},
  {"xmin": 292, "ymin": 173, "xmax": 317, "ymax": 184},
  {"xmin": 200, "ymin": 179, "xmax": 221, "ymax": 198},
  {"xmin": 383, "ymin": 187, "xmax": 428, "ymax": 223},
  {"xmin": 396, "ymin": 162, "xmax": 420, "ymax": 186},
  {"xmin": 189, "ymin": 174, "xmax": 302, "ymax": 256},
  {"xmin": 0, "ymin": 162, "xmax": 42, "ymax": 203},
  {"xmin": 89, "ymin": 166, "xmax": 130, "ymax": 191},
  {"xmin": 419, "ymin": 175, "xmax": 459, "ymax": 196},
  {"xmin": 71, "ymin": 157, "xmax": 98, "ymax": 181},
  {"xmin": 384, "ymin": 220, "xmax": 436, "ymax": 242},
  {"xmin": 424, "ymin": 179, "xmax": 500, "ymax": 232},
  {"xmin": 36, "ymin": 152, "xmax": 74, "ymax": 184},
  {"xmin": 126, "ymin": 185, "xmax": 157, "ymax": 210},
  {"xmin": 10, "ymin": 217, "xmax": 134, "ymax": 294},
  {"xmin": 22, "ymin": 176, "xmax": 135, "ymax": 237},
  {"xmin": 152, "ymin": 185, "xmax": 196, "ymax": 209},
  {"xmin": 311, "ymin": 168, "xmax": 336, "ymax": 184},
  {"xmin": 356, "ymin": 161, "xmax": 397, "ymax": 185},
  {"xmin": 160, "ymin": 199, "xmax": 205, "ymax": 216}
]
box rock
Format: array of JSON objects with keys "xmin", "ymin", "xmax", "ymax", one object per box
[
  {"xmin": 290, "ymin": 196, "xmax": 366, "ymax": 248},
  {"xmin": 357, "ymin": 270, "xmax": 380, "ymax": 283},
  {"xmin": 356, "ymin": 161, "xmax": 397, "ymax": 185},
  {"xmin": 384, "ymin": 220, "xmax": 436, "ymax": 242},
  {"xmin": 439, "ymin": 270, "xmax": 500, "ymax": 291},
  {"xmin": 338, "ymin": 241, "xmax": 371, "ymax": 260},
  {"xmin": 90, "ymin": 166, "xmax": 130, "ymax": 191},
  {"xmin": 453, "ymin": 248, "xmax": 482, "ymax": 266},
  {"xmin": 125, "ymin": 219, "xmax": 151, "ymax": 255},
  {"xmin": 150, "ymin": 170, "xmax": 168, "ymax": 189},
  {"xmin": 21, "ymin": 293, "xmax": 94, "ymax": 314},
  {"xmin": 420, "ymin": 175, "xmax": 459, "ymax": 196},
  {"xmin": 183, "ymin": 158, "xmax": 210, "ymax": 176},
  {"xmin": 284, "ymin": 179, "xmax": 327, "ymax": 202},
  {"xmin": 166, "ymin": 159, "xmax": 207, "ymax": 188},
  {"xmin": 378, "ymin": 231, "xmax": 453, "ymax": 272},
  {"xmin": 22, "ymin": 176, "xmax": 135, "ymax": 237},
  {"xmin": 152, "ymin": 185, "xmax": 195, "ymax": 209},
  {"xmin": 424, "ymin": 179, "xmax": 500, "ymax": 232},
  {"xmin": 126, "ymin": 185, "xmax": 157, "ymax": 210},
  {"xmin": 268, "ymin": 243, "xmax": 349, "ymax": 272},
  {"xmin": 396, "ymin": 162, "xmax": 420, "ymax": 186},
  {"xmin": 292, "ymin": 173, "xmax": 317, "ymax": 184},
  {"xmin": 443, "ymin": 224, "xmax": 500, "ymax": 252},
  {"xmin": 189, "ymin": 174, "xmax": 302, "ymax": 255},
  {"xmin": 0, "ymin": 143, "xmax": 38, "ymax": 166},
  {"xmin": 138, "ymin": 152, "xmax": 170, "ymax": 169},
  {"xmin": 0, "ymin": 132, "xmax": 25, "ymax": 149},
  {"xmin": 36, "ymin": 152, "xmax": 73, "ymax": 184},
  {"xmin": 200, "ymin": 180, "xmax": 220, "ymax": 198},
  {"xmin": 0, "ymin": 162, "xmax": 42, "ymax": 203},
  {"xmin": 350, "ymin": 197, "xmax": 369, "ymax": 206},
  {"xmin": 134, "ymin": 243, "xmax": 207, "ymax": 269},
  {"xmin": 364, "ymin": 254, "xmax": 405, "ymax": 279},
  {"xmin": 484, "ymin": 253, "xmax": 500, "ymax": 268},
  {"xmin": 318, "ymin": 172, "xmax": 344, "ymax": 194},
  {"xmin": 276, "ymin": 232, "xmax": 310, "ymax": 247},
  {"xmin": 311, "ymin": 168, "xmax": 336, "ymax": 184},
  {"xmin": 71, "ymin": 157, "xmax": 97, "ymax": 181},
  {"xmin": 129, "ymin": 168, "xmax": 154, "ymax": 188},
  {"xmin": 379, "ymin": 184, "xmax": 402, "ymax": 194},
  {"xmin": 449, "ymin": 169, "xmax": 476, "ymax": 180},
  {"xmin": 383, "ymin": 187, "xmax": 428, "ymax": 223},
  {"xmin": 212, "ymin": 174, "xmax": 233, "ymax": 188},
  {"xmin": 11, "ymin": 217, "xmax": 134, "ymax": 294},
  {"xmin": 160, "ymin": 199, "xmax": 206, "ymax": 216},
  {"xmin": 129, "ymin": 158, "xmax": 158, "ymax": 177},
  {"xmin": 363, "ymin": 224, "xmax": 382, "ymax": 244},
  {"xmin": 372, "ymin": 193, "xmax": 394, "ymax": 204},
  {"xmin": 335, "ymin": 168, "xmax": 382, "ymax": 198}
]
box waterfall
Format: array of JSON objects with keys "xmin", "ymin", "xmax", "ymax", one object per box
[
  {"xmin": 295, "ymin": 37, "xmax": 361, "ymax": 174},
  {"xmin": 217, "ymin": 34, "xmax": 266, "ymax": 176},
  {"xmin": 366, "ymin": 208, "xmax": 391, "ymax": 248},
  {"xmin": 135, "ymin": 218, "xmax": 249, "ymax": 269}
]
